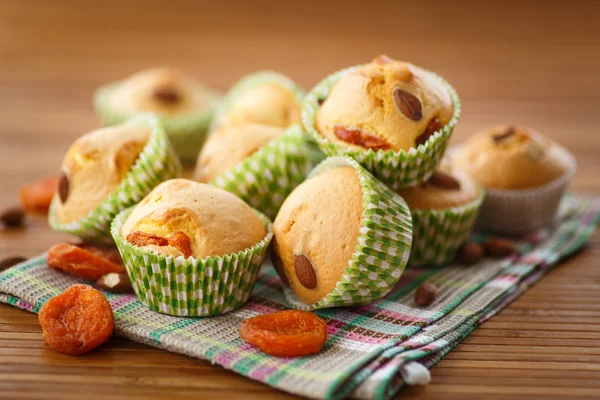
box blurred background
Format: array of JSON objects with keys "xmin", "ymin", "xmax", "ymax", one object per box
[{"xmin": 1, "ymin": 0, "xmax": 599, "ymax": 194}]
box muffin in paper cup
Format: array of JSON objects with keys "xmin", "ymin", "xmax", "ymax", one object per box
[
  {"xmin": 94, "ymin": 68, "xmax": 221, "ymax": 163},
  {"xmin": 49, "ymin": 114, "xmax": 182, "ymax": 244},
  {"xmin": 408, "ymin": 190, "xmax": 484, "ymax": 266},
  {"xmin": 199, "ymin": 124, "xmax": 324, "ymax": 220},
  {"xmin": 277, "ymin": 156, "xmax": 413, "ymax": 311},
  {"xmin": 302, "ymin": 63, "xmax": 461, "ymax": 190},
  {"xmin": 478, "ymin": 161, "xmax": 575, "ymax": 234},
  {"xmin": 209, "ymin": 71, "xmax": 304, "ymax": 132},
  {"xmin": 111, "ymin": 206, "xmax": 273, "ymax": 317},
  {"xmin": 450, "ymin": 126, "xmax": 576, "ymax": 234}
]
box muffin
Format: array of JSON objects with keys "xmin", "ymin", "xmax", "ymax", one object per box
[
  {"xmin": 112, "ymin": 179, "xmax": 273, "ymax": 316},
  {"xmin": 271, "ymin": 156, "xmax": 413, "ymax": 310},
  {"xmin": 194, "ymin": 123, "xmax": 324, "ymax": 219},
  {"xmin": 94, "ymin": 68, "xmax": 220, "ymax": 163},
  {"xmin": 211, "ymin": 71, "xmax": 304, "ymax": 131},
  {"xmin": 49, "ymin": 114, "xmax": 182, "ymax": 243},
  {"xmin": 120, "ymin": 179, "xmax": 266, "ymax": 258},
  {"xmin": 396, "ymin": 167, "xmax": 484, "ymax": 265},
  {"xmin": 453, "ymin": 125, "xmax": 575, "ymax": 233},
  {"xmin": 303, "ymin": 55, "xmax": 461, "ymax": 189},
  {"xmin": 195, "ymin": 123, "xmax": 284, "ymax": 183}
]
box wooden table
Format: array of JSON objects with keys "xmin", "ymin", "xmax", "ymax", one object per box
[{"xmin": 1, "ymin": 1, "xmax": 599, "ymax": 399}]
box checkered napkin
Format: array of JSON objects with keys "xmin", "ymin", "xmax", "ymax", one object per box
[{"xmin": 0, "ymin": 195, "xmax": 598, "ymax": 400}]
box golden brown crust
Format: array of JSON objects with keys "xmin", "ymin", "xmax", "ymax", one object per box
[
  {"xmin": 316, "ymin": 56, "xmax": 453, "ymax": 152},
  {"xmin": 453, "ymin": 125, "xmax": 572, "ymax": 190},
  {"xmin": 55, "ymin": 124, "xmax": 151, "ymax": 224},
  {"xmin": 395, "ymin": 168, "xmax": 481, "ymax": 210},
  {"xmin": 121, "ymin": 179, "xmax": 266, "ymax": 259},
  {"xmin": 194, "ymin": 123, "xmax": 284, "ymax": 183},
  {"xmin": 272, "ymin": 167, "xmax": 363, "ymax": 305},
  {"xmin": 222, "ymin": 82, "xmax": 301, "ymax": 128}
]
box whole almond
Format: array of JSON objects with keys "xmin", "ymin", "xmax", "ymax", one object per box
[
  {"xmin": 428, "ymin": 171, "xmax": 461, "ymax": 190},
  {"xmin": 0, "ymin": 206, "xmax": 25, "ymax": 227},
  {"xmin": 493, "ymin": 126, "xmax": 516, "ymax": 143},
  {"xmin": 294, "ymin": 255, "xmax": 317, "ymax": 289},
  {"xmin": 393, "ymin": 89, "xmax": 422, "ymax": 121},
  {"xmin": 481, "ymin": 238, "xmax": 518, "ymax": 258},
  {"xmin": 58, "ymin": 171, "xmax": 69, "ymax": 204},
  {"xmin": 271, "ymin": 248, "xmax": 289, "ymax": 287},
  {"xmin": 96, "ymin": 272, "xmax": 133, "ymax": 293},
  {"xmin": 415, "ymin": 282, "xmax": 438, "ymax": 307},
  {"xmin": 152, "ymin": 86, "xmax": 180, "ymax": 104},
  {"xmin": 456, "ymin": 242, "xmax": 484, "ymax": 266},
  {"xmin": 0, "ymin": 256, "xmax": 26, "ymax": 272}
]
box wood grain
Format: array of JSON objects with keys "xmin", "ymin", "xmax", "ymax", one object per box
[{"xmin": 1, "ymin": 0, "xmax": 599, "ymax": 399}]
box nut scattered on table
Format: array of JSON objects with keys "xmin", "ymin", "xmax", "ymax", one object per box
[
  {"xmin": 415, "ymin": 282, "xmax": 439, "ymax": 307},
  {"xmin": 481, "ymin": 238, "xmax": 519, "ymax": 258},
  {"xmin": 0, "ymin": 256, "xmax": 27, "ymax": 272},
  {"xmin": 0, "ymin": 206, "xmax": 25, "ymax": 228},
  {"xmin": 456, "ymin": 242, "xmax": 484, "ymax": 266}
]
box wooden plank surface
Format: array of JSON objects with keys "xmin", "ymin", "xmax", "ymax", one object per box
[{"xmin": 0, "ymin": 1, "xmax": 599, "ymax": 399}]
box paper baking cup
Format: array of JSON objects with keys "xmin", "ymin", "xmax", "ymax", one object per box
[
  {"xmin": 302, "ymin": 65, "xmax": 461, "ymax": 190},
  {"xmin": 477, "ymin": 150, "xmax": 576, "ymax": 234},
  {"xmin": 94, "ymin": 83, "xmax": 221, "ymax": 163},
  {"xmin": 48, "ymin": 114, "xmax": 183, "ymax": 244},
  {"xmin": 408, "ymin": 189, "xmax": 485, "ymax": 266},
  {"xmin": 209, "ymin": 71, "xmax": 305, "ymax": 132},
  {"xmin": 283, "ymin": 156, "xmax": 414, "ymax": 311},
  {"xmin": 111, "ymin": 207, "xmax": 273, "ymax": 317},
  {"xmin": 208, "ymin": 125, "xmax": 324, "ymax": 220}
]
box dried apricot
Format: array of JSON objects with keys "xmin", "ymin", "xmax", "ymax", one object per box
[
  {"xmin": 48, "ymin": 243, "xmax": 124, "ymax": 281},
  {"xmin": 333, "ymin": 125, "xmax": 392, "ymax": 151},
  {"xmin": 126, "ymin": 230, "xmax": 193, "ymax": 257},
  {"xmin": 38, "ymin": 284, "xmax": 114, "ymax": 355},
  {"xmin": 20, "ymin": 176, "xmax": 58, "ymax": 213},
  {"xmin": 239, "ymin": 310, "xmax": 328, "ymax": 357}
]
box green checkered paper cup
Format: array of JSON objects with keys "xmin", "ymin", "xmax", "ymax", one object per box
[
  {"xmin": 208, "ymin": 125, "xmax": 324, "ymax": 220},
  {"xmin": 210, "ymin": 71, "xmax": 305, "ymax": 132},
  {"xmin": 302, "ymin": 65, "xmax": 461, "ymax": 190},
  {"xmin": 408, "ymin": 189, "xmax": 485, "ymax": 266},
  {"xmin": 110, "ymin": 207, "xmax": 273, "ymax": 317},
  {"xmin": 48, "ymin": 114, "xmax": 183, "ymax": 244},
  {"xmin": 94, "ymin": 81, "xmax": 220, "ymax": 163},
  {"xmin": 284, "ymin": 156, "xmax": 414, "ymax": 311}
]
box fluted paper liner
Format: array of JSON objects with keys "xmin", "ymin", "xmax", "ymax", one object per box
[
  {"xmin": 111, "ymin": 207, "xmax": 273, "ymax": 317},
  {"xmin": 209, "ymin": 71, "xmax": 305, "ymax": 132},
  {"xmin": 48, "ymin": 114, "xmax": 183, "ymax": 244},
  {"xmin": 94, "ymin": 82, "xmax": 220, "ymax": 163},
  {"xmin": 209, "ymin": 125, "xmax": 324, "ymax": 220},
  {"xmin": 302, "ymin": 65, "xmax": 461, "ymax": 190},
  {"xmin": 284, "ymin": 156, "xmax": 414, "ymax": 310},
  {"xmin": 408, "ymin": 189, "xmax": 484, "ymax": 266}
]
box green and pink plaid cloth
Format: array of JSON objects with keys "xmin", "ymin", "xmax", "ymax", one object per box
[{"xmin": 0, "ymin": 195, "xmax": 598, "ymax": 400}]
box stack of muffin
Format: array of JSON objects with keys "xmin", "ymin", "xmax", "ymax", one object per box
[{"xmin": 47, "ymin": 57, "xmax": 575, "ymax": 316}]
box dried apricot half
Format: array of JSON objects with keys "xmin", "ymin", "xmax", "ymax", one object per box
[
  {"xmin": 38, "ymin": 284, "xmax": 114, "ymax": 355},
  {"xmin": 48, "ymin": 243, "xmax": 125, "ymax": 281},
  {"xmin": 20, "ymin": 176, "xmax": 58, "ymax": 213},
  {"xmin": 239, "ymin": 310, "xmax": 328, "ymax": 357}
]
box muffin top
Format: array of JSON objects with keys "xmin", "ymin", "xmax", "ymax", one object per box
[
  {"xmin": 222, "ymin": 82, "xmax": 301, "ymax": 128},
  {"xmin": 453, "ymin": 125, "xmax": 572, "ymax": 190},
  {"xmin": 55, "ymin": 124, "xmax": 151, "ymax": 224},
  {"xmin": 121, "ymin": 179, "xmax": 266, "ymax": 259},
  {"xmin": 272, "ymin": 167, "xmax": 363, "ymax": 305},
  {"xmin": 108, "ymin": 68, "xmax": 214, "ymax": 117},
  {"xmin": 316, "ymin": 55, "xmax": 453, "ymax": 152},
  {"xmin": 395, "ymin": 167, "xmax": 481, "ymax": 210},
  {"xmin": 194, "ymin": 123, "xmax": 284, "ymax": 183}
]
